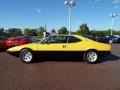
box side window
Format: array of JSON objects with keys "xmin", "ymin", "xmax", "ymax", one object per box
[
  {"xmin": 68, "ymin": 36, "xmax": 81, "ymax": 43},
  {"xmin": 56, "ymin": 36, "xmax": 67, "ymax": 43},
  {"xmin": 48, "ymin": 36, "xmax": 67, "ymax": 43},
  {"xmin": 48, "ymin": 36, "xmax": 56, "ymax": 43}
]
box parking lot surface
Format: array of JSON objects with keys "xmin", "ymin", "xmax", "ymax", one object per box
[{"xmin": 0, "ymin": 44, "xmax": 120, "ymax": 90}]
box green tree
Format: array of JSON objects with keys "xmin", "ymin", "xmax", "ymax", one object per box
[
  {"xmin": 24, "ymin": 28, "xmax": 36, "ymax": 36},
  {"xmin": 8, "ymin": 28, "xmax": 22, "ymax": 37},
  {"xmin": 0, "ymin": 28, "xmax": 4, "ymax": 33},
  {"xmin": 58, "ymin": 27, "xmax": 68, "ymax": 34},
  {"xmin": 76, "ymin": 24, "xmax": 90, "ymax": 35},
  {"xmin": 0, "ymin": 28, "xmax": 4, "ymax": 37},
  {"xmin": 0, "ymin": 28, "xmax": 9, "ymax": 39},
  {"xmin": 92, "ymin": 30, "xmax": 106, "ymax": 36},
  {"xmin": 71, "ymin": 31, "xmax": 76, "ymax": 34},
  {"xmin": 117, "ymin": 31, "xmax": 120, "ymax": 35},
  {"xmin": 51, "ymin": 28, "xmax": 56, "ymax": 34},
  {"xmin": 37, "ymin": 27, "xmax": 46, "ymax": 36}
]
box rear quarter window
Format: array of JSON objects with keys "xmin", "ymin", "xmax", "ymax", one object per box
[{"xmin": 68, "ymin": 36, "xmax": 81, "ymax": 43}]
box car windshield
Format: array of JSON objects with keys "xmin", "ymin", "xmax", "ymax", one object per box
[
  {"xmin": 108, "ymin": 35, "xmax": 117, "ymax": 38},
  {"xmin": 35, "ymin": 36, "xmax": 50, "ymax": 43},
  {"xmin": 35, "ymin": 36, "xmax": 68, "ymax": 44}
]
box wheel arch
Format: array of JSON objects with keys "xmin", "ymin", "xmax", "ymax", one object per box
[
  {"xmin": 20, "ymin": 48, "xmax": 33, "ymax": 53},
  {"xmin": 86, "ymin": 49, "xmax": 98, "ymax": 52}
]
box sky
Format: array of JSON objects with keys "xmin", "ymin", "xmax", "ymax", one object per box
[{"xmin": 0, "ymin": 0, "xmax": 120, "ymax": 31}]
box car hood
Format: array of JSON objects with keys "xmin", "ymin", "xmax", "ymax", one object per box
[{"xmin": 7, "ymin": 43, "xmax": 38, "ymax": 52}]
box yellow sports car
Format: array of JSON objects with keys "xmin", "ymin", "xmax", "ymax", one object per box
[{"xmin": 7, "ymin": 35, "xmax": 111, "ymax": 64}]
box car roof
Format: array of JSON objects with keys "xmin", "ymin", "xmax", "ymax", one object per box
[
  {"xmin": 49, "ymin": 34, "xmax": 89, "ymax": 41},
  {"xmin": 50, "ymin": 34, "xmax": 80, "ymax": 37}
]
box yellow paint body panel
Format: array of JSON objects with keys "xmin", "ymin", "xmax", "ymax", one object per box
[{"xmin": 7, "ymin": 35, "xmax": 111, "ymax": 52}]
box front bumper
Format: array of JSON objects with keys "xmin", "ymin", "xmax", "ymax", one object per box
[{"xmin": 6, "ymin": 50, "xmax": 19, "ymax": 57}]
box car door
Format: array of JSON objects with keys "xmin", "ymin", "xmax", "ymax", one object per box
[{"xmin": 36, "ymin": 36, "xmax": 68, "ymax": 51}]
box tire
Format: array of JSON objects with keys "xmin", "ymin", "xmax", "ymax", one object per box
[
  {"xmin": 20, "ymin": 49, "xmax": 34, "ymax": 63},
  {"xmin": 83, "ymin": 51, "xmax": 98, "ymax": 64}
]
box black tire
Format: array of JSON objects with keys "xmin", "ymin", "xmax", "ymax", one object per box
[
  {"xmin": 20, "ymin": 49, "xmax": 34, "ymax": 63},
  {"xmin": 83, "ymin": 51, "xmax": 98, "ymax": 64}
]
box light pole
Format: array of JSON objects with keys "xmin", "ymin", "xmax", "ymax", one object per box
[
  {"xmin": 109, "ymin": 13, "xmax": 117, "ymax": 35},
  {"xmin": 64, "ymin": 0, "xmax": 76, "ymax": 35}
]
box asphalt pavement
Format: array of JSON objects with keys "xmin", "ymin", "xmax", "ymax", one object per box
[{"xmin": 0, "ymin": 44, "xmax": 120, "ymax": 90}]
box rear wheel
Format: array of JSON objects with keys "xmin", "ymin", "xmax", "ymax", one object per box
[
  {"xmin": 20, "ymin": 49, "xmax": 34, "ymax": 63},
  {"xmin": 83, "ymin": 51, "xmax": 98, "ymax": 64}
]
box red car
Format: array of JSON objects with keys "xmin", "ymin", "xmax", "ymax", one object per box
[
  {"xmin": 4, "ymin": 36, "xmax": 31, "ymax": 47},
  {"xmin": 0, "ymin": 43, "xmax": 7, "ymax": 49},
  {"xmin": 0, "ymin": 38, "xmax": 7, "ymax": 49}
]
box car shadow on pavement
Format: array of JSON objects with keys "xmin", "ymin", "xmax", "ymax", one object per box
[
  {"xmin": 34, "ymin": 54, "xmax": 120, "ymax": 64},
  {"xmin": 34, "ymin": 54, "xmax": 84, "ymax": 63},
  {"xmin": 99, "ymin": 54, "xmax": 120, "ymax": 63},
  {"xmin": 0, "ymin": 48, "xmax": 7, "ymax": 52}
]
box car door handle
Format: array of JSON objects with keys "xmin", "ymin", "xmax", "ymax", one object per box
[{"xmin": 63, "ymin": 45, "xmax": 66, "ymax": 48}]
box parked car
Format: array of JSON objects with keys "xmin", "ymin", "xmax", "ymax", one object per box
[
  {"xmin": 4, "ymin": 36, "xmax": 31, "ymax": 47},
  {"xmin": 0, "ymin": 38, "xmax": 7, "ymax": 49},
  {"xmin": 83, "ymin": 35, "xmax": 93, "ymax": 39},
  {"xmin": 97, "ymin": 35, "xmax": 120, "ymax": 43},
  {"xmin": 0, "ymin": 37, "xmax": 7, "ymax": 50},
  {"xmin": 7, "ymin": 35, "xmax": 111, "ymax": 64}
]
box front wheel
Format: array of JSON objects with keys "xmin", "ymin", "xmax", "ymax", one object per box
[
  {"xmin": 83, "ymin": 51, "xmax": 98, "ymax": 64},
  {"xmin": 20, "ymin": 49, "xmax": 34, "ymax": 63}
]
